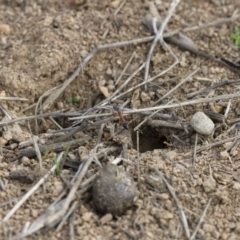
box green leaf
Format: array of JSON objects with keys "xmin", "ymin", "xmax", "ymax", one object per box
[
  {"xmin": 235, "ymin": 37, "xmax": 240, "ymax": 46},
  {"xmin": 73, "ymin": 96, "xmax": 80, "ymax": 103},
  {"xmin": 53, "ymin": 155, "xmax": 61, "ymax": 176},
  {"xmin": 230, "ymin": 33, "xmax": 237, "ymax": 40},
  {"xmin": 66, "ymin": 97, "xmax": 73, "ymax": 103}
]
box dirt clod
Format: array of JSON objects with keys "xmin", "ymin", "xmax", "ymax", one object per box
[{"xmin": 92, "ymin": 164, "xmax": 136, "ymax": 216}]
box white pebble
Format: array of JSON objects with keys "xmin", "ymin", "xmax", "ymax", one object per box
[{"xmin": 190, "ymin": 112, "xmax": 214, "ymax": 135}]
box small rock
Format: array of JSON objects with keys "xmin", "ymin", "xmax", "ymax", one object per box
[
  {"xmin": 212, "ymin": 230, "xmax": 220, "ymax": 239},
  {"xmin": 141, "ymin": 92, "xmax": 151, "ymax": 102},
  {"xmin": 21, "ymin": 156, "xmax": 31, "ymax": 166},
  {"xmin": 31, "ymin": 208, "xmax": 38, "ymax": 218},
  {"xmin": 106, "ymin": 67, "xmax": 112, "ymax": 75},
  {"xmin": 80, "ymin": 49, "xmax": 88, "ymax": 58},
  {"xmin": 9, "ymin": 170, "xmax": 36, "ymax": 184},
  {"xmin": 9, "ymin": 143, "xmax": 18, "ymax": 150},
  {"xmin": 108, "ymin": 85, "xmax": 115, "ymax": 91},
  {"xmin": 203, "ymin": 223, "xmax": 215, "ymax": 233},
  {"xmin": 43, "ymin": 16, "xmax": 53, "ymax": 26},
  {"xmin": 203, "ymin": 176, "xmax": 216, "ymax": 193},
  {"xmin": 235, "ymin": 222, "xmax": 240, "ymax": 233},
  {"xmin": 220, "ymin": 151, "xmax": 229, "ymax": 160},
  {"xmin": 0, "ymin": 24, "xmax": 11, "ymax": 34},
  {"xmin": 165, "ymin": 150, "xmax": 177, "ymax": 161},
  {"xmin": 233, "ymin": 182, "xmax": 240, "ymax": 190},
  {"xmin": 231, "ymin": 150, "xmax": 238, "ymax": 157},
  {"xmin": 3, "ymin": 131, "xmax": 12, "ymax": 141},
  {"xmin": 111, "ymin": 0, "xmax": 120, "ymax": 8},
  {"xmin": 161, "ymin": 210, "xmax": 173, "ymax": 219},
  {"xmin": 190, "ymin": 112, "xmax": 214, "ymax": 135},
  {"xmin": 82, "ymin": 212, "xmax": 93, "ymax": 222},
  {"xmin": 157, "ymin": 193, "xmax": 169, "ymax": 200},
  {"xmin": 180, "ymin": 60, "xmax": 187, "ymax": 67},
  {"xmin": 100, "ymin": 213, "xmax": 113, "ymax": 224},
  {"xmin": 0, "ymin": 137, "xmax": 7, "ymax": 146}
]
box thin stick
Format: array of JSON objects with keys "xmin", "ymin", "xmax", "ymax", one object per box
[
  {"xmin": 110, "ymin": 59, "xmax": 179, "ymax": 103},
  {"xmin": 114, "ymin": 0, "xmax": 127, "ymax": 15},
  {"xmin": 69, "ymin": 212, "xmax": 75, "ymax": 240},
  {"xmin": 147, "ymin": 119, "xmax": 188, "ymax": 130},
  {"xmin": 190, "ymin": 199, "xmax": 212, "ymax": 240},
  {"xmin": 153, "ymin": 68, "xmax": 199, "ymax": 106},
  {"xmin": 0, "ymin": 110, "xmax": 67, "ymax": 126},
  {"xmin": 115, "ymin": 52, "xmax": 136, "ymax": 85},
  {"xmin": 0, "ymin": 102, "xmax": 12, "ymax": 120},
  {"xmin": 187, "ymin": 79, "xmax": 240, "ymax": 99},
  {"xmin": 97, "ymin": 123, "xmax": 105, "ymax": 145},
  {"xmin": 0, "ymin": 178, "xmax": 6, "ymax": 191},
  {"xmin": 135, "ymin": 68, "xmax": 199, "ymax": 130},
  {"xmin": 102, "ymin": 63, "xmax": 145, "ymax": 105},
  {"xmin": 3, "ymin": 152, "xmax": 64, "ymax": 221},
  {"xmin": 0, "ymin": 97, "xmax": 28, "ymax": 101},
  {"xmin": 193, "ymin": 133, "xmax": 198, "ymax": 167},
  {"xmin": 186, "ymin": 135, "xmax": 240, "ymax": 157},
  {"xmin": 155, "ymin": 168, "xmax": 190, "ymax": 238},
  {"xmin": 43, "ymin": 154, "xmax": 95, "ymax": 227},
  {"xmin": 69, "ymin": 91, "xmax": 240, "ymax": 121},
  {"xmin": 32, "ymin": 135, "xmax": 43, "ymax": 171},
  {"xmin": 56, "ymin": 200, "xmax": 79, "ymax": 231},
  {"xmin": 136, "ymin": 130, "xmax": 140, "ymax": 189},
  {"xmin": 224, "ymin": 99, "xmax": 231, "ymax": 118},
  {"xmin": 183, "ymin": 13, "xmax": 239, "ymax": 33}
]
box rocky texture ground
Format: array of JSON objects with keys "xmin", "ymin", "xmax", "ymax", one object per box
[{"xmin": 1, "ymin": 0, "xmax": 240, "ymax": 239}]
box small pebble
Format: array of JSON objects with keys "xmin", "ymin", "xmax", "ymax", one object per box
[
  {"xmin": 220, "ymin": 151, "xmax": 229, "ymax": 160},
  {"xmin": 21, "ymin": 156, "xmax": 31, "ymax": 166},
  {"xmin": 3, "ymin": 131, "xmax": 12, "ymax": 141},
  {"xmin": 190, "ymin": 112, "xmax": 214, "ymax": 135},
  {"xmin": 164, "ymin": 150, "xmax": 177, "ymax": 161},
  {"xmin": 100, "ymin": 213, "xmax": 113, "ymax": 224}
]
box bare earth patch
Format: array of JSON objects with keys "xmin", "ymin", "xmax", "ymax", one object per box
[{"xmin": 1, "ymin": 0, "xmax": 240, "ymax": 239}]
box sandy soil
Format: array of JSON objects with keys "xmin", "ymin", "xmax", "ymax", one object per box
[{"xmin": 1, "ymin": 0, "xmax": 240, "ymax": 239}]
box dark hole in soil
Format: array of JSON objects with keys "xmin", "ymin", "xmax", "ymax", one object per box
[{"xmin": 132, "ymin": 125, "xmax": 167, "ymax": 153}]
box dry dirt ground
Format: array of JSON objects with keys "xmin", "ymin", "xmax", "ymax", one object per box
[{"xmin": 1, "ymin": 0, "xmax": 240, "ymax": 239}]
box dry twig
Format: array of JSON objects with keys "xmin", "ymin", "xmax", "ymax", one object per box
[{"xmin": 155, "ymin": 168, "xmax": 190, "ymax": 239}]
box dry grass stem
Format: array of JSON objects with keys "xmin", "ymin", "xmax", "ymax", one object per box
[
  {"xmin": 193, "ymin": 133, "xmax": 198, "ymax": 166},
  {"xmin": 115, "ymin": 51, "xmax": 136, "ymax": 85},
  {"xmin": 0, "ymin": 97, "xmax": 28, "ymax": 101},
  {"xmin": 190, "ymin": 199, "xmax": 212, "ymax": 240},
  {"xmin": 155, "ymin": 168, "xmax": 190, "ymax": 238}
]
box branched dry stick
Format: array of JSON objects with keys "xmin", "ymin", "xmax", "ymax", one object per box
[
  {"xmin": 133, "ymin": 68, "xmax": 199, "ymax": 131},
  {"xmin": 35, "ymin": 9, "xmax": 238, "ymax": 111},
  {"xmin": 3, "ymin": 152, "xmax": 64, "ymax": 221},
  {"xmin": 155, "ymin": 168, "xmax": 190, "ymax": 239},
  {"xmin": 144, "ymin": 0, "xmax": 181, "ymax": 83},
  {"xmin": 190, "ymin": 199, "xmax": 212, "ymax": 240}
]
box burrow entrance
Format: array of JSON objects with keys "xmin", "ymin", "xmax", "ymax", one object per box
[{"xmin": 131, "ymin": 125, "xmax": 168, "ymax": 153}]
